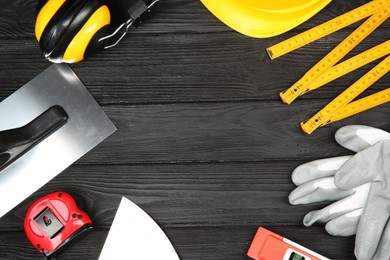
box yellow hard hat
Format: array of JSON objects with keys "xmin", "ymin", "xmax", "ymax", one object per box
[{"xmin": 200, "ymin": 0, "xmax": 332, "ymax": 38}]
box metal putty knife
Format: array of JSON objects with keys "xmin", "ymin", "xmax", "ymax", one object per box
[{"xmin": 0, "ymin": 64, "xmax": 116, "ymax": 218}]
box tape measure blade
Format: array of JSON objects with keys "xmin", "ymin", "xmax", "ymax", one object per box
[
  {"xmin": 326, "ymin": 88, "xmax": 390, "ymax": 124},
  {"xmin": 301, "ymin": 54, "xmax": 390, "ymax": 134},
  {"xmin": 311, "ymin": 39, "xmax": 390, "ymax": 91},
  {"xmin": 279, "ymin": 8, "xmax": 390, "ymax": 104},
  {"xmin": 267, "ymin": 0, "xmax": 390, "ymax": 59}
]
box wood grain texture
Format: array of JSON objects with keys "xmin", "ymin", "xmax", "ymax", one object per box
[
  {"xmin": 0, "ymin": 162, "xmax": 331, "ymax": 228},
  {"xmin": 81, "ymin": 102, "xmax": 389, "ymax": 163},
  {"xmin": 0, "ymin": 226, "xmax": 355, "ymax": 260},
  {"xmin": 0, "ymin": 0, "xmax": 388, "ymax": 259}
]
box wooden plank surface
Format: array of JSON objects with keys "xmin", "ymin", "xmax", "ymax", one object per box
[{"xmin": 0, "ymin": 0, "xmax": 389, "ymax": 259}]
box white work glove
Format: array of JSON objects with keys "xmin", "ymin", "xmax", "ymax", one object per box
[
  {"xmin": 289, "ymin": 125, "xmax": 390, "ymax": 237},
  {"xmin": 334, "ymin": 130, "xmax": 390, "ymax": 260}
]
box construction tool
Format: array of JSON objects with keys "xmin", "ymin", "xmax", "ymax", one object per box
[
  {"xmin": 200, "ymin": 0, "xmax": 332, "ymax": 38},
  {"xmin": 279, "ymin": 7, "xmax": 390, "ymax": 104},
  {"xmin": 266, "ymin": 0, "xmax": 390, "ymax": 133},
  {"xmin": 301, "ymin": 54, "xmax": 390, "ymax": 134},
  {"xmin": 24, "ymin": 191, "xmax": 92, "ymax": 258},
  {"xmin": 99, "ymin": 197, "xmax": 180, "ymax": 260},
  {"xmin": 0, "ymin": 64, "xmax": 116, "ymax": 218},
  {"xmin": 267, "ymin": 0, "xmax": 390, "ymax": 59},
  {"xmin": 309, "ymin": 40, "xmax": 390, "ymax": 92},
  {"xmin": 247, "ymin": 227, "xmax": 330, "ymax": 260},
  {"xmin": 0, "ymin": 105, "xmax": 68, "ymax": 172},
  {"xmin": 326, "ymin": 88, "xmax": 390, "ymax": 124}
]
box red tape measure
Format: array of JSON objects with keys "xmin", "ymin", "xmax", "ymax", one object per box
[{"xmin": 24, "ymin": 191, "xmax": 92, "ymax": 258}]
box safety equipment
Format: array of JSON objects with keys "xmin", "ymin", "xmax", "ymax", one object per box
[
  {"xmin": 35, "ymin": 0, "xmax": 158, "ymax": 63},
  {"xmin": 200, "ymin": 0, "xmax": 332, "ymax": 38},
  {"xmin": 290, "ymin": 157, "xmax": 367, "ymax": 236},
  {"xmin": 289, "ymin": 125, "xmax": 390, "ymax": 237},
  {"xmin": 334, "ymin": 129, "xmax": 390, "ymax": 260}
]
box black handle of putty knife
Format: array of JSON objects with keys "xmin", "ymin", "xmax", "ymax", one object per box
[{"xmin": 0, "ymin": 105, "xmax": 68, "ymax": 172}]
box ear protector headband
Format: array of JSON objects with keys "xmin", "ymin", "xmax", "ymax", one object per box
[{"xmin": 35, "ymin": 0, "xmax": 158, "ymax": 63}]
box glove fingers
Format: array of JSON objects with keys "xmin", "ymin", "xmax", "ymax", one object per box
[
  {"xmin": 335, "ymin": 143, "xmax": 382, "ymax": 190},
  {"xmin": 302, "ymin": 185, "xmax": 369, "ymax": 227},
  {"xmin": 355, "ymin": 193, "xmax": 390, "ymax": 260},
  {"xmin": 303, "ymin": 195, "xmax": 363, "ymax": 227},
  {"xmin": 373, "ymin": 220, "xmax": 390, "ymax": 260},
  {"xmin": 289, "ymin": 177, "xmax": 353, "ymax": 205},
  {"xmin": 291, "ymin": 156, "xmax": 351, "ymax": 185},
  {"xmin": 325, "ymin": 209, "xmax": 362, "ymax": 237},
  {"xmin": 303, "ymin": 208, "xmax": 341, "ymax": 227},
  {"xmin": 335, "ymin": 125, "xmax": 390, "ymax": 152}
]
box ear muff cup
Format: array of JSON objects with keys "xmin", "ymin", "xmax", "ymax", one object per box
[
  {"xmin": 35, "ymin": 0, "xmax": 111, "ymax": 63},
  {"xmin": 36, "ymin": 0, "xmax": 48, "ymax": 16},
  {"xmin": 84, "ymin": 24, "xmax": 113, "ymax": 59}
]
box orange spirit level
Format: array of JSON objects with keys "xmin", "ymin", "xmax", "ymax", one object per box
[{"xmin": 247, "ymin": 227, "xmax": 330, "ymax": 260}]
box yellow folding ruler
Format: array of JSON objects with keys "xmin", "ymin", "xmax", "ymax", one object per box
[
  {"xmin": 309, "ymin": 39, "xmax": 390, "ymax": 91},
  {"xmin": 323, "ymin": 88, "xmax": 390, "ymax": 125},
  {"xmin": 279, "ymin": 7, "xmax": 390, "ymax": 104},
  {"xmin": 267, "ymin": 0, "xmax": 390, "ymax": 59},
  {"xmin": 302, "ymin": 54, "xmax": 390, "ymax": 134},
  {"xmin": 266, "ymin": 0, "xmax": 390, "ymax": 134}
]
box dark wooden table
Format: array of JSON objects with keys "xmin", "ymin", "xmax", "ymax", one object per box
[{"xmin": 0, "ymin": 0, "xmax": 389, "ymax": 259}]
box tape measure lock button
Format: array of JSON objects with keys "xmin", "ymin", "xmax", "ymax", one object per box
[{"xmin": 34, "ymin": 207, "xmax": 64, "ymax": 238}]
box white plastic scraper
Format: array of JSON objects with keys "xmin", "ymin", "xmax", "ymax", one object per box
[{"xmin": 99, "ymin": 197, "xmax": 180, "ymax": 260}]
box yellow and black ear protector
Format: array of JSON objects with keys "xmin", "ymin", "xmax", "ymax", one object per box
[{"xmin": 35, "ymin": 0, "xmax": 159, "ymax": 63}]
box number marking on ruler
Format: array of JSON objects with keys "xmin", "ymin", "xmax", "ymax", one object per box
[
  {"xmin": 267, "ymin": 0, "xmax": 390, "ymax": 59},
  {"xmin": 279, "ymin": 7, "xmax": 390, "ymax": 104},
  {"xmin": 324, "ymin": 88, "xmax": 390, "ymax": 124},
  {"xmin": 310, "ymin": 39, "xmax": 390, "ymax": 91},
  {"xmin": 301, "ymin": 54, "xmax": 390, "ymax": 134}
]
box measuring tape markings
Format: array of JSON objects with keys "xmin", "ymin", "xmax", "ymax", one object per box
[
  {"xmin": 266, "ymin": 0, "xmax": 390, "ymax": 59},
  {"xmin": 309, "ymin": 39, "xmax": 390, "ymax": 91},
  {"xmin": 325, "ymin": 88, "xmax": 390, "ymax": 124},
  {"xmin": 301, "ymin": 54, "xmax": 390, "ymax": 134},
  {"xmin": 279, "ymin": 7, "xmax": 390, "ymax": 105}
]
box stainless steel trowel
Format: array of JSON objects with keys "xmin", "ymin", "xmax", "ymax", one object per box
[{"xmin": 0, "ymin": 64, "xmax": 116, "ymax": 218}]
